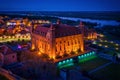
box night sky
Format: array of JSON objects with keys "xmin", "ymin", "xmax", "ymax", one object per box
[{"xmin": 0, "ymin": 0, "xmax": 120, "ymax": 11}]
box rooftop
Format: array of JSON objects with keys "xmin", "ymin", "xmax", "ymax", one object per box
[{"xmin": 33, "ymin": 23, "xmax": 81, "ymax": 38}]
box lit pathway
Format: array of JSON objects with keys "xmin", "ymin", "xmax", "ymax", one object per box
[
  {"xmin": 88, "ymin": 62, "xmax": 112, "ymax": 74},
  {"xmin": 0, "ymin": 36, "xmax": 31, "ymax": 43}
]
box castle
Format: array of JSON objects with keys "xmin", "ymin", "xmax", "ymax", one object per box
[{"xmin": 31, "ymin": 20, "xmax": 97, "ymax": 59}]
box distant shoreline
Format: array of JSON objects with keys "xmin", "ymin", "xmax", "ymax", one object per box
[{"xmin": 0, "ymin": 11, "xmax": 120, "ymax": 22}]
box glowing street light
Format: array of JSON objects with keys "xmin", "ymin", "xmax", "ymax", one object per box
[
  {"xmin": 115, "ymin": 44, "xmax": 119, "ymax": 46},
  {"xmin": 38, "ymin": 52, "xmax": 41, "ymax": 55},
  {"xmin": 105, "ymin": 45, "xmax": 108, "ymax": 48},
  {"xmin": 98, "ymin": 44, "xmax": 102, "ymax": 46},
  {"xmin": 115, "ymin": 48, "xmax": 119, "ymax": 50},
  {"xmin": 105, "ymin": 40, "xmax": 107, "ymax": 42},
  {"xmin": 100, "ymin": 40, "xmax": 103, "ymax": 42},
  {"xmin": 100, "ymin": 34, "xmax": 104, "ymax": 37}
]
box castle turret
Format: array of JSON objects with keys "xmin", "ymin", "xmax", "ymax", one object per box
[
  {"xmin": 79, "ymin": 21, "xmax": 84, "ymax": 52},
  {"xmin": 49, "ymin": 24, "xmax": 56, "ymax": 59},
  {"xmin": 79, "ymin": 21, "xmax": 84, "ymax": 36},
  {"xmin": 30, "ymin": 21, "xmax": 35, "ymax": 50}
]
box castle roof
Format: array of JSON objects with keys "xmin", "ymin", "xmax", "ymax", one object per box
[{"xmin": 33, "ymin": 24, "xmax": 81, "ymax": 38}]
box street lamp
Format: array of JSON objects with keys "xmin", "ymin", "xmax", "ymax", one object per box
[{"xmin": 105, "ymin": 45, "xmax": 108, "ymax": 48}]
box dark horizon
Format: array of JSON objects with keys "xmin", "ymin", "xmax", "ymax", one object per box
[{"xmin": 0, "ymin": 11, "xmax": 120, "ymax": 12}]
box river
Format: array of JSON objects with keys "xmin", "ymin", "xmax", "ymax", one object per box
[{"xmin": 57, "ymin": 16, "xmax": 120, "ymax": 27}]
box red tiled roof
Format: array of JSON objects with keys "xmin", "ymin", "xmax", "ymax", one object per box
[
  {"xmin": 54, "ymin": 24, "xmax": 81, "ymax": 38},
  {"xmin": 33, "ymin": 25, "xmax": 49, "ymax": 37},
  {"xmin": 33, "ymin": 24, "xmax": 81, "ymax": 38}
]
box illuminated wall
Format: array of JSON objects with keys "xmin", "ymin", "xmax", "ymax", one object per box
[
  {"xmin": 55, "ymin": 34, "xmax": 84, "ymax": 56},
  {"xmin": 31, "ymin": 22, "xmax": 86, "ymax": 59},
  {"xmin": 32, "ymin": 31, "xmax": 84, "ymax": 59},
  {"xmin": 32, "ymin": 33, "xmax": 51, "ymax": 56},
  {"xmin": 87, "ymin": 32, "xmax": 97, "ymax": 39}
]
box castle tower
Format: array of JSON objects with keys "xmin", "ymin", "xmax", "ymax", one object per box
[
  {"xmin": 79, "ymin": 21, "xmax": 84, "ymax": 52},
  {"xmin": 30, "ymin": 21, "xmax": 35, "ymax": 50},
  {"xmin": 79, "ymin": 21, "xmax": 84, "ymax": 36},
  {"xmin": 49, "ymin": 24, "xmax": 56, "ymax": 59}
]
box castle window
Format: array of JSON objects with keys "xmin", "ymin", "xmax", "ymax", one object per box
[
  {"xmin": 78, "ymin": 40, "xmax": 80, "ymax": 43},
  {"xmin": 60, "ymin": 41, "xmax": 61, "ymax": 44},
  {"xmin": 68, "ymin": 41, "xmax": 69, "ymax": 46},
  {"xmin": 60, "ymin": 46, "xmax": 61, "ymax": 51},
  {"xmin": 75, "ymin": 40, "xmax": 77, "ymax": 44},
  {"xmin": 56, "ymin": 48, "xmax": 57, "ymax": 52}
]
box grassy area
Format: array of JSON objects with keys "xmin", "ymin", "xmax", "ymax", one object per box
[
  {"xmin": 77, "ymin": 56, "xmax": 110, "ymax": 71},
  {"xmin": 90, "ymin": 63, "xmax": 120, "ymax": 80},
  {"xmin": 59, "ymin": 55, "xmax": 110, "ymax": 72},
  {"xmin": 0, "ymin": 75, "xmax": 9, "ymax": 80}
]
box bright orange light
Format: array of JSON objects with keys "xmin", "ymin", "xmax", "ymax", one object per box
[
  {"xmin": 38, "ymin": 52, "xmax": 41, "ymax": 55},
  {"xmin": 49, "ymin": 55, "xmax": 55, "ymax": 60},
  {"xmin": 52, "ymin": 56, "xmax": 55, "ymax": 59},
  {"xmin": 31, "ymin": 44, "xmax": 35, "ymax": 50}
]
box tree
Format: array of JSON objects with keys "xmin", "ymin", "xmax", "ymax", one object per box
[
  {"xmin": 63, "ymin": 53, "xmax": 69, "ymax": 57},
  {"xmin": 55, "ymin": 54, "xmax": 62, "ymax": 59},
  {"xmin": 70, "ymin": 51, "xmax": 75, "ymax": 55},
  {"xmin": 77, "ymin": 49, "xmax": 81, "ymax": 54},
  {"xmin": 41, "ymin": 53, "xmax": 49, "ymax": 59}
]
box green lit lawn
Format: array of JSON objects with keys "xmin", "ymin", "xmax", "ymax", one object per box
[
  {"xmin": 90, "ymin": 63, "xmax": 120, "ymax": 80},
  {"xmin": 77, "ymin": 56, "xmax": 110, "ymax": 71},
  {"xmin": 58, "ymin": 63, "xmax": 74, "ymax": 69},
  {"xmin": 58, "ymin": 55, "xmax": 110, "ymax": 72}
]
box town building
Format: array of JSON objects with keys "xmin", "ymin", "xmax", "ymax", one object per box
[{"xmin": 0, "ymin": 45, "xmax": 17, "ymax": 66}]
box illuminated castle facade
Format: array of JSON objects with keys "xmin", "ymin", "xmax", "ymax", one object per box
[
  {"xmin": 79, "ymin": 22, "xmax": 97, "ymax": 39},
  {"xmin": 31, "ymin": 21, "xmax": 85, "ymax": 59}
]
